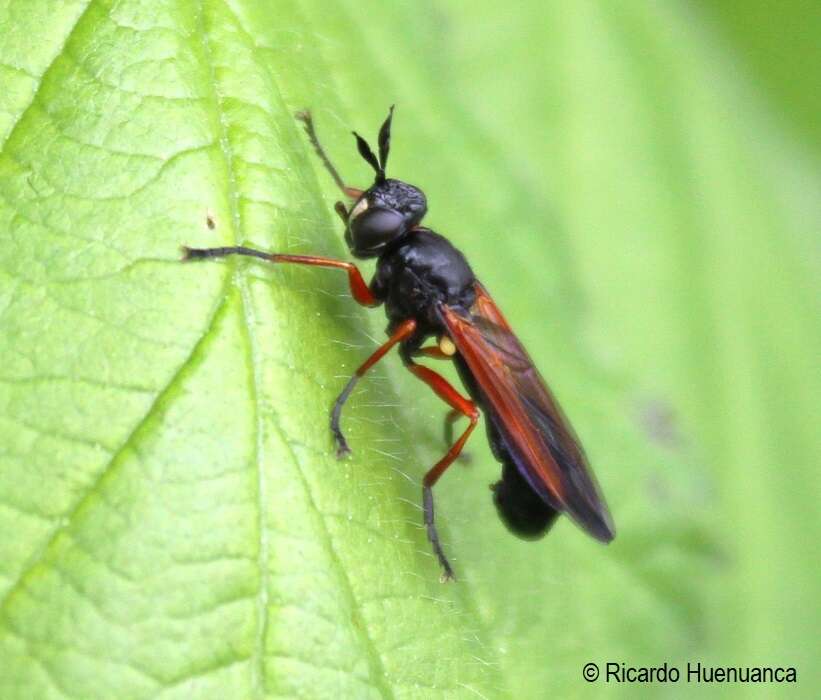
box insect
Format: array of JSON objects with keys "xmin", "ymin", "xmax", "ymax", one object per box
[{"xmin": 183, "ymin": 107, "xmax": 615, "ymax": 580}]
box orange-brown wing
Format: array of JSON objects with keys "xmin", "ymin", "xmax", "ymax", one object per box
[{"xmin": 440, "ymin": 283, "xmax": 615, "ymax": 542}]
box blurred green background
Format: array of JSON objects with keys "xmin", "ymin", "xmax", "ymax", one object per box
[{"xmin": 0, "ymin": 0, "xmax": 818, "ymax": 698}]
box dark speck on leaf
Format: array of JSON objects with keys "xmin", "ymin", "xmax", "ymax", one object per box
[{"xmin": 637, "ymin": 398, "xmax": 684, "ymax": 449}]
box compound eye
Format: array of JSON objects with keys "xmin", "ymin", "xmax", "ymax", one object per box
[{"xmin": 349, "ymin": 207, "xmax": 405, "ymax": 252}]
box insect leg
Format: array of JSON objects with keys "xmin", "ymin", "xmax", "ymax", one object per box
[
  {"xmin": 330, "ymin": 318, "xmax": 417, "ymax": 457},
  {"xmin": 407, "ymin": 362, "xmax": 480, "ymax": 581},
  {"xmin": 443, "ymin": 408, "xmax": 461, "ymax": 448},
  {"xmin": 181, "ymin": 247, "xmax": 380, "ymax": 307},
  {"xmin": 295, "ymin": 110, "xmax": 363, "ymax": 199},
  {"xmin": 415, "ymin": 345, "xmax": 451, "ymax": 360},
  {"xmin": 413, "ymin": 347, "xmax": 471, "ymax": 460},
  {"xmin": 334, "ymin": 201, "xmax": 349, "ymax": 223}
]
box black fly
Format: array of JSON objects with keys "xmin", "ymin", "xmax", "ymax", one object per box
[{"xmin": 183, "ymin": 108, "xmax": 614, "ymax": 580}]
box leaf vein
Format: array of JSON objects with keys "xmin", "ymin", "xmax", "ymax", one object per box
[
  {"xmin": 0, "ymin": 0, "xmax": 95, "ymax": 154},
  {"xmin": 0, "ymin": 290, "xmax": 233, "ymax": 617}
]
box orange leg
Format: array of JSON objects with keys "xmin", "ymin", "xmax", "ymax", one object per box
[
  {"xmin": 407, "ymin": 362, "xmax": 480, "ymax": 581},
  {"xmin": 414, "ymin": 347, "xmax": 470, "ymax": 459},
  {"xmin": 181, "ymin": 246, "xmax": 379, "ymax": 307},
  {"xmin": 330, "ymin": 318, "xmax": 417, "ymax": 457}
]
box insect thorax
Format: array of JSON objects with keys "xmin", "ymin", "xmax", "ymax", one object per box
[{"xmin": 373, "ymin": 229, "xmax": 476, "ymax": 330}]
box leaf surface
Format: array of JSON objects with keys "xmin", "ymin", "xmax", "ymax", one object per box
[{"xmin": 1, "ymin": 0, "xmax": 817, "ymax": 698}]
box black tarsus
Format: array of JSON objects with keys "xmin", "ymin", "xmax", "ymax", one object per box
[
  {"xmin": 295, "ymin": 110, "xmax": 349, "ymax": 195},
  {"xmin": 331, "ymin": 375, "xmax": 357, "ymax": 457},
  {"xmin": 423, "ymin": 486, "xmax": 455, "ymax": 581},
  {"xmin": 181, "ymin": 245, "xmax": 271, "ymax": 262}
]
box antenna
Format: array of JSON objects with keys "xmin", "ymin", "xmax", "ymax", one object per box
[
  {"xmin": 378, "ymin": 105, "xmax": 395, "ymax": 173},
  {"xmin": 352, "ymin": 105, "xmax": 395, "ymax": 183},
  {"xmin": 352, "ymin": 131, "xmax": 382, "ymax": 180}
]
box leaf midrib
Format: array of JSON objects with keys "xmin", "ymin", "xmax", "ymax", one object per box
[
  {"xmin": 195, "ymin": 1, "xmax": 395, "ymax": 696},
  {"xmin": 0, "ymin": 289, "xmax": 232, "ymax": 617}
]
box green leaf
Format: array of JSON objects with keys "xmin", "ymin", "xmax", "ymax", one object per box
[{"xmin": 1, "ymin": 1, "xmax": 818, "ymax": 699}]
